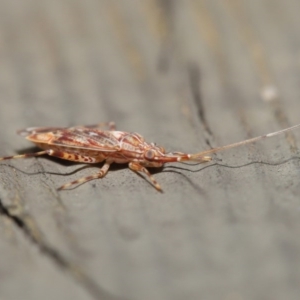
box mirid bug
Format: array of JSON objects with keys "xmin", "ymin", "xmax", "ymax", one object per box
[{"xmin": 0, "ymin": 122, "xmax": 299, "ymax": 191}]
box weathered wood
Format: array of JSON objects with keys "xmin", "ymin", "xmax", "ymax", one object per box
[{"xmin": 1, "ymin": 0, "xmax": 300, "ymax": 299}]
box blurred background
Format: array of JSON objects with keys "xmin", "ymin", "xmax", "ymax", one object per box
[{"xmin": 1, "ymin": 1, "xmax": 300, "ymax": 300}]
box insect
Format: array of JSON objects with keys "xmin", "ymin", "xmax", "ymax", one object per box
[{"xmin": 0, "ymin": 122, "xmax": 300, "ymax": 191}]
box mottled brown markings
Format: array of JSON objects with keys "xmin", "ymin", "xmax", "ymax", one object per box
[{"xmin": 1, "ymin": 122, "xmax": 300, "ymax": 191}]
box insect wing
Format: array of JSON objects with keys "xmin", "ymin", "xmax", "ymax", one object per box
[
  {"xmin": 50, "ymin": 128, "xmax": 121, "ymax": 152},
  {"xmin": 18, "ymin": 127, "xmax": 67, "ymax": 137},
  {"xmin": 26, "ymin": 127, "xmax": 121, "ymax": 152},
  {"xmin": 18, "ymin": 123, "xmax": 114, "ymax": 137}
]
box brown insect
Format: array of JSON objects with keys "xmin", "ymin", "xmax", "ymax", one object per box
[{"xmin": 0, "ymin": 122, "xmax": 299, "ymax": 191}]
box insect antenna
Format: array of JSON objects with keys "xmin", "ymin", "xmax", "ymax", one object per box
[{"xmin": 189, "ymin": 123, "xmax": 300, "ymax": 161}]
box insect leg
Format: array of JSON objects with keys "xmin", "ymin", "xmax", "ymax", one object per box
[
  {"xmin": 129, "ymin": 162, "xmax": 162, "ymax": 192},
  {"xmin": 77, "ymin": 122, "xmax": 116, "ymax": 130},
  {"xmin": 58, "ymin": 161, "xmax": 112, "ymax": 190},
  {"xmin": 0, "ymin": 150, "xmax": 48, "ymax": 161},
  {"xmin": 96, "ymin": 122, "xmax": 116, "ymax": 130}
]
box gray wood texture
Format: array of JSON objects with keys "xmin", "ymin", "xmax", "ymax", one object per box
[{"xmin": 1, "ymin": 0, "xmax": 300, "ymax": 299}]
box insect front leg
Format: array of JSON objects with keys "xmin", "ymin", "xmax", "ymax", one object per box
[
  {"xmin": 58, "ymin": 161, "xmax": 112, "ymax": 190},
  {"xmin": 129, "ymin": 162, "xmax": 162, "ymax": 192}
]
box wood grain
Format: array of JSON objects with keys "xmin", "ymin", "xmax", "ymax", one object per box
[{"xmin": 1, "ymin": 0, "xmax": 300, "ymax": 299}]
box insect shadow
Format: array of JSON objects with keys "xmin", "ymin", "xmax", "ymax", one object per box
[
  {"xmin": 5, "ymin": 147, "xmax": 299, "ymax": 192},
  {"xmin": 161, "ymin": 169, "xmax": 207, "ymax": 195},
  {"xmin": 5, "ymin": 147, "xmax": 141, "ymax": 189},
  {"xmin": 164, "ymin": 156, "xmax": 300, "ymax": 173},
  {"xmin": 6, "ymin": 147, "xmax": 199, "ymax": 191},
  {"xmin": 160, "ymin": 156, "xmax": 300, "ymax": 194}
]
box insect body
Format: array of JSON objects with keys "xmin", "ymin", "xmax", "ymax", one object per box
[{"xmin": 0, "ymin": 122, "xmax": 300, "ymax": 191}]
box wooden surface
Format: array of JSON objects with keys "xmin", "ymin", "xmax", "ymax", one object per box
[{"xmin": 1, "ymin": 1, "xmax": 300, "ymax": 299}]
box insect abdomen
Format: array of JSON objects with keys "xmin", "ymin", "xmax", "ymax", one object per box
[{"xmin": 34, "ymin": 143, "xmax": 107, "ymax": 163}]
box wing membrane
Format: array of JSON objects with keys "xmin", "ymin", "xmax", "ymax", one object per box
[{"xmin": 22, "ymin": 127, "xmax": 121, "ymax": 152}]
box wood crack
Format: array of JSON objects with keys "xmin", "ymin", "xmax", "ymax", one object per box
[
  {"xmin": 187, "ymin": 64, "xmax": 213, "ymax": 148},
  {"xmin": 0, "ymin": 197, "xmax": 125, "ymax": 300}
]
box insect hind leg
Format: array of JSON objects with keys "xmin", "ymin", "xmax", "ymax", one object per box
[
  {"xmin": 58, "ymin": 161, "xmax": 112, "ymax": 190},
  {"xmin": 0, "ymin": 150, "xmax": 48, "ymax": 161}
]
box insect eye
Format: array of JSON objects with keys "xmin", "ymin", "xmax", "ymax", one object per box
[{"xmin": 145, "ymin": 149, "xmax": 155, "ymax": 160}]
